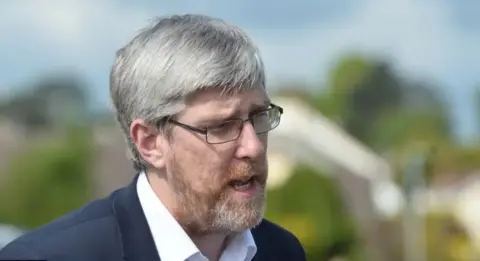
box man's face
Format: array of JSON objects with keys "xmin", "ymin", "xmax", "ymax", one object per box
[{"xmin": 164, "ymin": 88, "xmax": 269, "ymax": 234}]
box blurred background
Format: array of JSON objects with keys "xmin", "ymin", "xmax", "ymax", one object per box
[{"xmin": 1, "ymin": 1, "xmax": 479, "ymax": 260}]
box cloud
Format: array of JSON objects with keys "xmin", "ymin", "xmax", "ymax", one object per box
[
  {"xmin": 234, "ymin": 0, "xmax": 479, "ymax": 139},
  {"xmin": 250, "ymin": 0, "xmax": 479, "ymax": 88},
  {"xmin": 0, "ymin": 0, "xmax": 157, "ymax": 101},
  {"xmin": 0, "ymin": 1, "xmax": 151, "ymax": 61},
  {"xmin": 3, "ymin": 0, "xmax": 475, "ymax": 83},
  {"xmin": 0, "ymin": 0, "xmax": 478, "ymax": 134},
  {"xmin": 234, "ymin": 0, "xmax": 476, "ymax": 139}
]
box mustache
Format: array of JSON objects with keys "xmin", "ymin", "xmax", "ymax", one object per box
[{"xmin": 224, "ymin": 161, "xmax": 268, "ymax": 185}]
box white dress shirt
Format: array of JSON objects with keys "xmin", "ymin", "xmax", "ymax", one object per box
[{"xmin": 137, "ymin": 172, "xmax": 257, "ymax": 261}]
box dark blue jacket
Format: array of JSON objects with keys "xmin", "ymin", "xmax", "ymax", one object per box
[{"xmin": 0, "ymin": 175, "xmax": 306, "ymax": 261}]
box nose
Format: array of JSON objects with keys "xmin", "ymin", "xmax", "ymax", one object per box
[{"xmin": 235, "ymin": 121, "xmax": 266, "ymax": 159}]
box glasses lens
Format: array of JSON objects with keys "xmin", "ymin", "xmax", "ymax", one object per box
[
  {"xmin": 206, "ymin": 120, "xmax": 243, "ymax": 144},
  {"xmin": 205, "ymin": 107, "xmax": 282, "ymax": 144},
  {"xmin": 253, "ymin": 107, "xmax": 281, "ymax": 134}
]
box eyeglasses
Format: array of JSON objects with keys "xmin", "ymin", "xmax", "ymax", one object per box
[{"xmin": 167, "ymin": 103, "xmax": 283, "ymax": 144}]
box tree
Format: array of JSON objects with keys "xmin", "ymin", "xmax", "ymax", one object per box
[
  {"xmin": 0, "ymin": 74, "xmax": 90, "ymax": 132},
  {"xmin": 0, "ymin": 127, "xmax": 93, "ymax": 228},
  {"xmin": 265, "ymin": 164, "xmax": 362, "ymax": 261},
  {"xmin": 315, "ymin": 54, "xmax": 374, "ymax": 125},
  {"xmin": 343, "ymin": 61, "xmax": 403, "ymax": 144},
  {"xmin": 312, "ymin": 54, "xmax": 452, "ymax": 155},
  {"xmin": 475, "ymin": 85, "xmax": 480, "ymax": 137}
]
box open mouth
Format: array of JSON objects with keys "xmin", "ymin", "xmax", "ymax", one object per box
[{"xmin": 228, "ymin": 177, "xmax": 255, "ymax": 192}]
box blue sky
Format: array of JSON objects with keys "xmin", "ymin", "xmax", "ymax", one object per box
[{"xmin": 0, "ymin": 0, "xmax": 479, "ymax": 143}]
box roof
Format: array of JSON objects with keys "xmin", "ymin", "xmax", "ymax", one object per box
[{"xmin": 269, "ymin": 96, "xmax": 393, "ymax": 182}]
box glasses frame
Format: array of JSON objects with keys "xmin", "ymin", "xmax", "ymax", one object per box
[{"xmin": 166, "ymin": 103, "xmax": 283, "ymax": 144}]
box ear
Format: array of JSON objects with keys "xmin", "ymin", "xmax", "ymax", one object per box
[{"xmin": 130, "ymin": 119, "xmax": 168, "ymax": 169}]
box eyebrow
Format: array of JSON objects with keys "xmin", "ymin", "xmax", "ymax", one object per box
[
  {"xmin": 199, "ymin": 100, "xmax": 271, "ymax": 125},
  {"xmin": 249, "ymin": 100, "xmax": 271, "ymax": 112}
]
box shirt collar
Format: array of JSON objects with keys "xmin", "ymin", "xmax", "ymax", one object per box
[{"xmin": 136, "ymin": 171, "xmax": 257, "ymax": 261}]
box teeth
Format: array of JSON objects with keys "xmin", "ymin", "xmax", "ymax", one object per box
[
  {"xmin": 232, "ymin": 182, "xmax": 251, "ymax": 190},
  {"xmin": 232, "ymin": 180, "xmax": 249, "ymax": 186},
  {"xmin": 230, "ymin": 177, "xmax": 253, "ymax": 189}
]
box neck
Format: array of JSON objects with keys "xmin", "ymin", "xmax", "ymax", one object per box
[
  {"xmin": 145, "ymin": 169, "xmax": 176, "ymax": 214},
  {"xmin": 145, "ymin": 169, "xmax": 230, "ymax": 261}
]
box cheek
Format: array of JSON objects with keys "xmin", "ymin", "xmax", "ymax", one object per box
[
  {"xmin": 258, "ymin": 133, "xmax": 268, "ymax": 147},
  {"xmin": 175, "ymin": 142, "xmax": 222, "ymax": 190},
  {"xmin": 170, "ymin": 133, "xmax": 240, "ymax": 189},
  {"xmin": 191, "ymin": 146, "xmax": 238, "ymax": 190}
]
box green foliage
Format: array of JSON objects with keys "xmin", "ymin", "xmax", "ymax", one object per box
[
  {"xmin": 341, "ymin": 62, "xmax": 404, "ymax": 143},
  {"xmin": 305, "ymin": 53, "xmax": 453, "ymax": 156},
  {"xmin": 281, "ymin": 52, "xmax": 465, "ymax": 183},
  {"xmin": 265, "ymin": 164, "xmax": 363, "ymax": 261},
  {"xmin": 427, "ymin": 146, "xmax": 480, "ymax": 180},
  {"xmin": 325, "ymin": 54, "xmax": 374, "ymax": 121},
  {"xmin": 379, "ymin": 212, "xmax": 473, "ymax": 261},
  {"xmin": 329, "ymin": 54, "xmax": 373, "ymax": 95},
  {"xmin": 0, "ymin": 74, "xmax": 90, "ymax": 132},
  {"xmin": 369, "ymin": 108, "xmax": 452, "ymax": 152},
  {"xmin": 0, "ymin": 128, "xmax": 93, "ymax": 229},
  {"xmin": 270, "ymin": 53, "xmax": 480, "ymax": 259}
]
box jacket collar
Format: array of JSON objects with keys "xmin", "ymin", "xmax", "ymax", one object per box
[{"xmin": 111, "ymin": 174, "xmax": 161, "ymax": 261}]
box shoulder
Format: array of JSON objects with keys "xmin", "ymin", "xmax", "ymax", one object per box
[
  {"xmin": 251, "ymin": 219, "xmax": 307, "ymax": 260},
  {"xmin": 0, "ymin": 194, "xmax": 122, "ymax": 260}
]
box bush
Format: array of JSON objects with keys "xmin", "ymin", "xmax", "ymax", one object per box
[
  {"xmin": 0, "ymin": 127, "xmax": 93, "ymax": 229},
  {"xmin": 265, "ymin": 164, "xmax": 363, "ymax": 260},
  {"xmin": 377, "ymin": 212, "xmax": 475, "ymax": 261}
]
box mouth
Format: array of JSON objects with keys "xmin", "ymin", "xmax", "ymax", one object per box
[
  {"xmin": 229, "ymin": 176, "xmax": 254, "ymax": 189},
  {"xmin": 227, "ymin": 176, "xmax": 262, "ymax": 197}
]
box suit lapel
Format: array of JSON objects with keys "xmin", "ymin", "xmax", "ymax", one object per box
[
  {"xmin": 111, "ymin": 174, "xmax": 161, "ymax": 261},
  {"xmin": 250, "ymin": 222, "xmax": 271, "ymax": 261}
]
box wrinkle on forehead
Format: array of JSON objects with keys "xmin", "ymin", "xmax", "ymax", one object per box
[
  {"xmin": 181, "ymin": 87, "xmax": 269, "ymax": 121},
  {"xmin": 186, "ymin": 86, "xmax": 265, "ymax": 104}
]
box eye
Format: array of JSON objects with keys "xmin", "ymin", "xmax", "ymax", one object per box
[
  {"xmin": 251, "ymin": 109, "xmax": 270, "ymax": 120},
  {"xmin": 212, "ymin": 122, "xmax": 228, "ymax": 130},
  {"xmin": 208, "ymin": 121, "xmax": 238, "ymax": 134},
  {"xmin": 256, "ymin": 110, "xmax": 269, "ymax": 117}
]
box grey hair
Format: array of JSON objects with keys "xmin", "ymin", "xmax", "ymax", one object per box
[{"xmin": 109, "ymin": 14, "xmax": 266, "ymax": 171}]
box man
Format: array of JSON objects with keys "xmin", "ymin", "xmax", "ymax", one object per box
[{"xmin": 0, "ymin": 14, "xmax": 306, "ymax": 261}]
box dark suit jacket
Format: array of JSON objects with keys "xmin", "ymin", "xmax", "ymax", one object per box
[{"xmin": 0, "ymin": 175, "xmax": 306, "ymax": 261}]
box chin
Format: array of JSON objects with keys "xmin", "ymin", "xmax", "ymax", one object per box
[
  {"xmin": 211, "ymin": 198, "xmax": 266, "ymax": 232},
  {"xmin": 212, "ymin": 216, "xmax": 264, "ymax": 233}
]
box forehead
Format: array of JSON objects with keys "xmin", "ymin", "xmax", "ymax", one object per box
[{"xmin": 181, "ymin": 88, "xmax": 269, "ymax": 120}]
